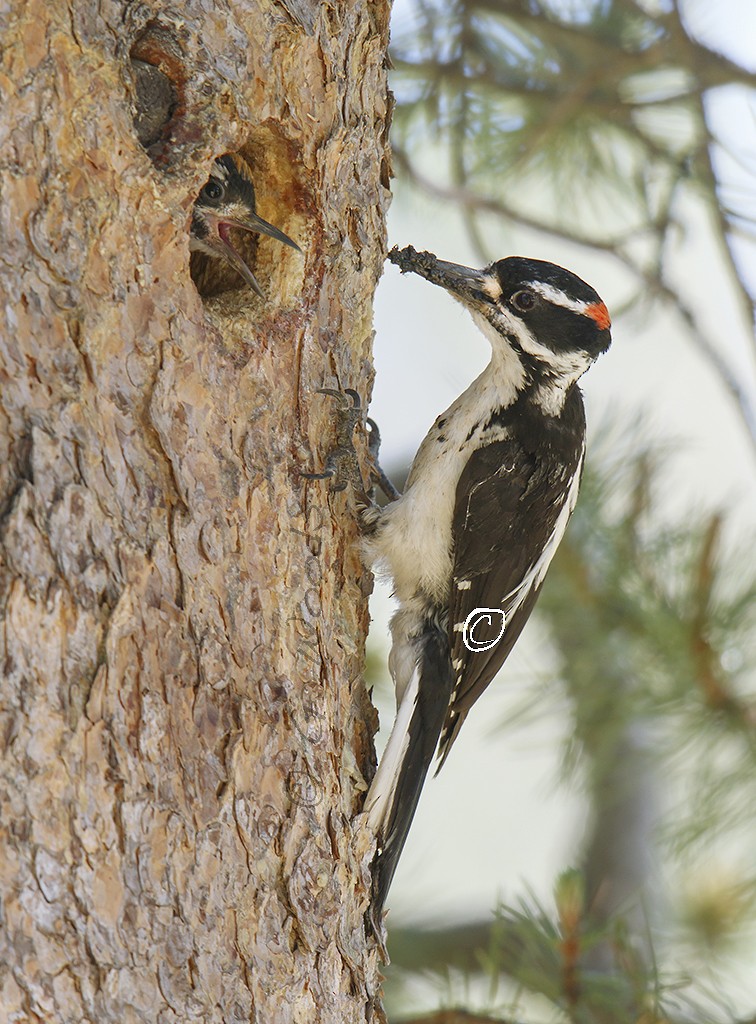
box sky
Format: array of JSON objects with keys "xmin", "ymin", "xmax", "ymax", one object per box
[{"xmin": 365, "ymin": 0, "xmax": 756, "ymax": 1015}]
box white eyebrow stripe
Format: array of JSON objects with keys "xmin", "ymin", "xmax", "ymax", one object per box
[
  {"xmin": 213, "ymin": 158, "xmax": 230, "ymax": 183},
  {"xmin": 531, "ymin": 281, "xmax": 591, "ymax": 315}
]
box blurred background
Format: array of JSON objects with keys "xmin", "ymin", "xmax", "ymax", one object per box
[{"xmin": 366, "ymin": 1, "xmax": 756, "ymax": 1020}]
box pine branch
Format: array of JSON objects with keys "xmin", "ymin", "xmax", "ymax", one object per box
[
  {"xmin": 391, "ymin": 0, "xmax": 756, "ymax": 460},
  {"xmin": 393, "ymin": 145, "xmax": 756, "ymax": 455}
]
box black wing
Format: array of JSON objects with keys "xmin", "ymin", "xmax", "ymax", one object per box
[{"xmin": 438, "ymin": 430, "xmax": 584, "ymax": 764}]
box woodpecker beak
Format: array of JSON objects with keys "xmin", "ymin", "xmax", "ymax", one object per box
[
  {"xmin": 202, "ymin": 211, "xmax": 301, "ymax": 297},
  {"xmin": 234, "ymin": 211, "xmax": 302, "ymax": 253},
  {"xmin": 388, "ymin": 246, "xmax": 488, "ymax": 304}
]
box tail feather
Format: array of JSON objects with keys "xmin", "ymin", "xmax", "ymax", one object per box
[{"xmin": 363, "ymin": 621, "xmax": 454, "ymax": 916}]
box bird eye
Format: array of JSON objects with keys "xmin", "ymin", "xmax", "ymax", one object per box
[
  {"xmin": 510, "ymin": 289, "xmax": 536, "ymax": 312},
  {"xmin": 201, "ymin": 180, "xmax": 224, "ymax": 202}
]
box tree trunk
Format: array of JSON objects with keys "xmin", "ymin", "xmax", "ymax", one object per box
[{"xmin": 0, "ymin": 1, "xmax": 391, "ymax": 1021}]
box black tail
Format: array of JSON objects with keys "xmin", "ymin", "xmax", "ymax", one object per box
[{"xmin": 366, "ymin": 620, "xmax": 454, "ymax": 918}]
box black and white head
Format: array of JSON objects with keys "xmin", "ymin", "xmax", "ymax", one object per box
[
  {"xmin": 390, "ymin": 248, "xmax": 611, "ymax": 402},
  {"xmin": 190, "ymin": 153, "xmax": 300, "ymax": 296}
]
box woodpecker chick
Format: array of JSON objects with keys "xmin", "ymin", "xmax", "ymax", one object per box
[
  {"xmin": 190, "ymin": 153, "xmax": 300, "ymax": 297},
  {"xmin": 312, "ymin": 246, "xmax": 612, "ymax": 919}
]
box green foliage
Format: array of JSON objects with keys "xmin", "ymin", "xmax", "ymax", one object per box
[
  {"xmin": 392, "ymin": 0, "xmax": 752, "ymax": 209},
  {"xmin": 541, "ymin": 438, "xmax": 756, "ymax": 844}
]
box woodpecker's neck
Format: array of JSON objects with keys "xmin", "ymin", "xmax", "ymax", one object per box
[
  {"xmin": 469, "ymin": 309, "xmax": 528, "ymax": 407},
  {"xmin": 470, "ymin": 308, "xmax": 591, "ymax": 418}
]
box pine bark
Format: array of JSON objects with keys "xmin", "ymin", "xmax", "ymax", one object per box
[{"xmin": 0, "ymin": 1, "xmax": 391, "ymax": 1021}]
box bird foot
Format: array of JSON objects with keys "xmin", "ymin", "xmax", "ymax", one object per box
[
  {"xmin": 304, "ymin": 389, "xmax": 371, "ymax": 498},
  {"xmin": 304, "ymin": 390, "xmax": 401, "ymax": 537}
]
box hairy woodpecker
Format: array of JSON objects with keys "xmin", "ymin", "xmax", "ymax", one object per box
[
  {"xmin": 190, "ymin": 153, "xmax": 300, "ymax": 296},
  {"xmin": 313, "ymin": 246, "xmax": 612, "ymax": 917}
]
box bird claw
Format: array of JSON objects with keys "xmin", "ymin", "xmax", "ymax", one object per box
[
  {"xmin": 366, "ymin": 416, "xmax": 381, "ymax": 462},
  {"xmin": 366, "ymin": 417, "xmax": 401, "ymax": 502}
]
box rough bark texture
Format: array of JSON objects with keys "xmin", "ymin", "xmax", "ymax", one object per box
[{"xmin": 0, "ymin": 1, "xmax": 391, "ymax": 1021}]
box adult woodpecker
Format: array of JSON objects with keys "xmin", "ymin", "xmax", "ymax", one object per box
[
  {"xmin": 190, "ymin": 153, "xmax": 300, "ymax": 296},
  {"xmin": 311, "ymin": 246, "xmax": 612, "ymax": 917}
]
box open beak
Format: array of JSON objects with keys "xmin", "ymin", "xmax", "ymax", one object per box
[
  {"xmin": 205, "ymin": 212, "xmax": 301, "ymax": 297},
  {"xmin": 238, "ymin": 211, "xmax": 301, "ymax": 253},
  {"xmin": 388, "ymin": 245, "xmax": 488, "ymax": 304}
]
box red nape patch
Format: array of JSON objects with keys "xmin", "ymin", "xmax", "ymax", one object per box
[{"xmin": 585, "ymin": 301, "xmax": 611, "ymax": 331}]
